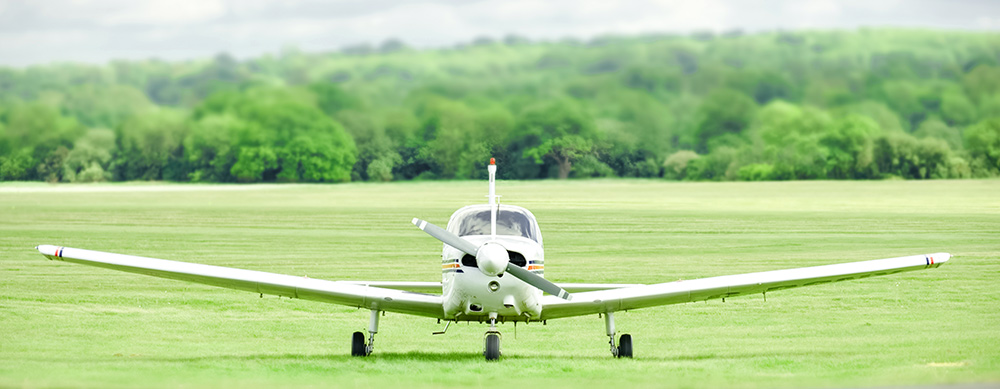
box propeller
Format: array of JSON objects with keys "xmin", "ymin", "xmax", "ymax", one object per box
[{"xmin": 412, "ymin": 218, "xmax": 572, "ymax": 300}]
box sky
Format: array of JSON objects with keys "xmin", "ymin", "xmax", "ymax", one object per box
[{"xmin": 1, "ymin": 0, "xmax": 998, "ymax": 67}]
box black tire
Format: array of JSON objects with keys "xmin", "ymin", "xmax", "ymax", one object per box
[
  {"xmin": 484, "ymin": 334, "xmax": 501, "ymax": 361},
  {"xmin": 617, "ymin": 334, "xmax": 633, "ymax": 358},
  {"xmin": 351, "ymin": 331, "xmax": 367, "ymax": 357}
]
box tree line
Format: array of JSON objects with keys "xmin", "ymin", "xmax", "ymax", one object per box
[{"xmin": 1, "ymin": 28, "xmax": 999, "ymax": 183}]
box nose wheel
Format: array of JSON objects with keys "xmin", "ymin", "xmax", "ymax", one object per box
[
  {"xmin": 484, "ymin": 332, "xmax": 501, "ymax": 360},
  {"xmin": 483, "ymin": 313, "xmax": 501, "ymax": 361}
]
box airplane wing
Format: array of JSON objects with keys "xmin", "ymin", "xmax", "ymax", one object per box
[
  {"xmin": 35, "ymin": 245, "xmax": 444, "ymax": 319},
  {"xmin": 539, "ymin": 253, "xmax": 950, "ymax": 320}
]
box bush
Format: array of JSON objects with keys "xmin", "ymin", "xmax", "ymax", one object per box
[
  {"xmin": 738, "ymin": 163, "xmax": 775, "ymax": 181},
  {"xmin": 663, "ymin": 150, "xmax": 699, "ymax": 180}
]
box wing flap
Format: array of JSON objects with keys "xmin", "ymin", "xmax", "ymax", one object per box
[
  {"xmin": 540, "ymin": 253, "xmax": 950, "ymax": 320},
  {"xmin": 555, "ymin": 283, "xmax": 645, "ymax": 293},
  {"xmin": 336, "ymin": 281, "xmax": 442, "ymax": 293},
  {"xmin": 37, "ymin": 245, "xmax": 444, "ymax": 319}
]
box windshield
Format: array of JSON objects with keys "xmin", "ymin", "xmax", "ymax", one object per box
[{"xmin": 457, "ymin": 208, "xmax": 537, "ymax": 242}]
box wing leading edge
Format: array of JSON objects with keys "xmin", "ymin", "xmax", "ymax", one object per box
[
  {"xmin": 36, "ymin": 245, "xmax": 444, "ymax": 319},
  {"xmin": 539, "ymin": 253, "xmax": 950, "ymax": 320}
]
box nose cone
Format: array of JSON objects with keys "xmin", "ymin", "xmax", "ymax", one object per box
[{"xmin": 477, "ymin": 242, "xmax": 509, "ymax": 276}]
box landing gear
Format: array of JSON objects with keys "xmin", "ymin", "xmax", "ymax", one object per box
[
  {"xmin": 351, "ymin": 309, "xmax": 380, "ymax": 357},
  {"xmin": 605, "ymin": 311, "xmax": 633, "ymax": 358},
  {"xmin": 483, "ymin": 312, "xmax": 501, "ymax": 361}
]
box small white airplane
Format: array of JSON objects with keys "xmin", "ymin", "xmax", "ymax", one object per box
[{"xmin": 36, "ymin": 159, "xmax": 950, "ymax": 360}]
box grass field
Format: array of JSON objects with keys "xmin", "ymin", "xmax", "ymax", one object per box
[{"xmin": 1, "ymin": 179, "xmax": 998, "ymax": 388}]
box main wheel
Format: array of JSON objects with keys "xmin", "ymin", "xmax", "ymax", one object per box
[
  {"xmin": 484, "ymin": 334, "xmax": 501, "ymax": 361},
  {"xmin": 351, "ymin": 331, "xmax": 368, "ymax": 357},
  {"xmin": 617, "ymin": 334, "xmax": 632, "ymax": 358}
]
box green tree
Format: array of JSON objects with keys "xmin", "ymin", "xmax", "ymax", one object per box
[
  {"xmin": 511, "ymin": 100, "xmax": 599, "ymax": 179},
  {"xmin": 914, "ymin": 118, "xmax": 962, "ymax": 151},
  {"xmin": 277, "ymin": 135, "xmax": 355, "ymax": 182},
  {"xmin": 749, "ymin": 101, "xmax": 831, "ymax": 179},
  {"xmin": 1, "ymin": 102, "xmax": 83, "ymax": 181},
  {"xmin": 184, "ymin": 114, "xmax": 245, "ymax": 182},
  {"xmin": 190, "ymin": 87, "xmax": 356, "ymax": 182},
  {"xmin": 963, "ymin": 65, "xmax": 1000, "ymax": 102},
  {"xmin": 63, "ymin": 128, "xmax": 116, "ymax": 182},
  {"xmin": 414, "ymin": 97, "xmax": 488, "ymax": 179},
  {"xmin": 62, "ymin": 84, "xmax": 153, "ymax": 128},
  {"xmin": 821, "ymin": 115, "xmax": 880, "ymax": 179},
  {"xmin": 311, "ymin": 83, "xmax": 362, "ymax": 115},
  {"xmin": 693, "ymin": 89, "xmax": 756, "ymax": 152},
  {"xmin": 231, "ymin": 146, "xmax": 278, "ymax": 182},
  {"xmin": 878, "ymin": 81, "xmax": 925, "ymax": 129},
  {"xmin": 964, "ymin": 118, "xmax": 1000, "ymax": 175},
  {"xmin": 663, "ymin": 150, "xmax": 699, "ymax": 180},
  {"xmin": 3, "ymin": 29, "xmax": 1000, "ymax": 183},
  {"xmin": 113, "ymin": 109, "xmax": 188, "ymax": 181},
  {"xmin": 939, "ymin": 92, "xmax": 977, "ymax": 126},
  {"xmin": 873, "ymin": 134, "xmax": 952, "ymax": 179}
]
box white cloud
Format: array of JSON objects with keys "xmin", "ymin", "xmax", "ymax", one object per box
[
  {"xmin": 786, "ymin": 0, "xmax": 844, "ymax": 18},
  {"xmin": 976, "ymin": 16, "xmax": 998, "ymax": 29},
  {"xmin": 98, "ymin": 0, "xmax": 227, "ymax": 26}
]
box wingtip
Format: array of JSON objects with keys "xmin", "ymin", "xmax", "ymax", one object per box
[{"xmin": 35, "ymin": 245, "xmax": 57, "ymax": 256}]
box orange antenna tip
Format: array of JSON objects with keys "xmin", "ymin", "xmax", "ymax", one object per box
[{"xmin": 490, "ymin": 158, "xmax": 496, "ymax": 165}]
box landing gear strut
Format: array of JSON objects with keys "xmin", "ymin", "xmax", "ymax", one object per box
[
  {"xmin": 352, "ymin": 309, "xmax": 379, "ymax": 357},
  {"xmin": 605, "ymin": 311, "xmax": 632, "ymax": 358},
  {"xmin": 484, "ymin": 312, "xmax": 501, "ymax": 361}
]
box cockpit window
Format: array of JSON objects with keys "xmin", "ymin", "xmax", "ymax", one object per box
[{"xmin": 457, "ymin": 209, "xmax": 537, "ymax": 242}]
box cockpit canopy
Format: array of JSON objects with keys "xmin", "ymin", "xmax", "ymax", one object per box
[{"xmin": 447, "ymin": 205, "xmax": 542, "ymax": 245}]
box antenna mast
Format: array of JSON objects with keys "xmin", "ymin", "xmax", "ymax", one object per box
[{"xmin": 488, "ymin": 158, "xmax": 498, "ymax": 238}]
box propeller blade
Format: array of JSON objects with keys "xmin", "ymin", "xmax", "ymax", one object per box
[
  {"xmin": 505, "ymin": 264, "xmax": 572, "ymax": 300},
  {"xmin": 411, "ymin": 218, "xmax": 479, "ymax": 256}
]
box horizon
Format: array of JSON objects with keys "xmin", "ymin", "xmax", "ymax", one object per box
[
  {"xmin": 2, "ymin": 0, "xmax": 999, "ymax": 68},
  {"xmin": 3, "ymin": 26, "xmax": 994, "ymax": 69}
]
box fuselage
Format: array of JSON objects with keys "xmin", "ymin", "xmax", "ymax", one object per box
[{"xmin": 441, "ymin": 204, "xmax": 544, "ymax": 321}]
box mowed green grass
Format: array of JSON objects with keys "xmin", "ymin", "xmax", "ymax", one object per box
[{"xmin": 1, "ymin": 179, "xmax": 998, "ymax": 388}]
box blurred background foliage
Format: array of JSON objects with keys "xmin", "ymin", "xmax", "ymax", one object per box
[{"xmin": 1, "ymin": 28, "xmax": 999, "ymax": 183}]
